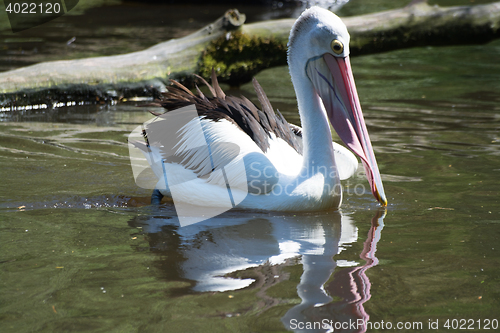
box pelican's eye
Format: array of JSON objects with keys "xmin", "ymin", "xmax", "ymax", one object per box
[{"xmin": 331, "ymin": 39, "xmax": 344, "ymax": 55}]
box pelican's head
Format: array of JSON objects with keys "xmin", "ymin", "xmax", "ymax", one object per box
[{"xmin": 288, "ymin": 6, "xmax": 387, "ymax": 206}]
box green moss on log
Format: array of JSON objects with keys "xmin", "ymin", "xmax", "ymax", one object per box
[{"xmin": 199, "ymin": 31, "xmax": 287, "ymax": 86}]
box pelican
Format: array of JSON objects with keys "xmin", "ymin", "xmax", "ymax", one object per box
[{"xmin": 134, "ymin": 6, "xmax": 387, "ymax": 211}]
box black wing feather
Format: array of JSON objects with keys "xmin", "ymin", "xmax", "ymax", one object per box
[{"xmin": 152, "ymin": 69, "xmax": 302, "ymax": 154}]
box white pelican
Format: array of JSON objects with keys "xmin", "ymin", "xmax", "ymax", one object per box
[{"xmin": 133, "ymin": 6, "xmax": 387, "ymax": 212}]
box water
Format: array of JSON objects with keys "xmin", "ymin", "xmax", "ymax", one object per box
[{"xmin": 1, "ymin": 2, "xmax": 500, "ymax": 333}]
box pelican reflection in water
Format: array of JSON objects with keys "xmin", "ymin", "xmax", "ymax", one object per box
[{"xmin": 129, "ymin": 209, "xmax": 386, "ymax": 333}]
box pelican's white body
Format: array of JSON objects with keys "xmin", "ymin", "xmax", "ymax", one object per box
[{"xmin": 144, "ymin": 117, "xmax": 358, "ymax": 211}]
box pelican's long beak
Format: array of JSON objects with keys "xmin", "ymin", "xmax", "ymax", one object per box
[{"xmin": 307, "ymin": 53, "xmax": 387, "ymax": 206}]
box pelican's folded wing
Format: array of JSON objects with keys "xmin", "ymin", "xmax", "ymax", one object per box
[
  {"xmin": 289, "ymin": 123, "xmax": 358, "ymax": 180},
  {"xmin": 332, "ymin": 142, "xmax": 358, "ymax": 180}
]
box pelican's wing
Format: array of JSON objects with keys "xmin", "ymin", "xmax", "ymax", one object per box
[
  {"xmin": 288, "ymin": 123, "xmax": 358, "ymax": 180},
  {"xmin": 143, "ymin": 72, "xmax": 306, "ymax": 195},
  {"xmin": 149, "ymin": 72, "xmax": 302, "ymax": 156},
  {"xmin": 174, "ymin": 117, "xmax": 280, "ymax": 195},
  {"xmin": 332, "ymin": 141, "xmax": 358, "ymax": 180}
]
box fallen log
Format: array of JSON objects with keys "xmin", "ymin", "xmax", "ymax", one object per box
[
  {"xmin": 1, "ymin": 0, "xmax": 500, "ymax": 107},
  {"xmin": 0, "ymin": 9, "xmax": 247, "ymax": 108}
]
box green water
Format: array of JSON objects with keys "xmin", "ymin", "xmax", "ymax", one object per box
[
  {"xmin": 2, "ymin": 40, "xmax": 499, "ymax": 332},
  {"xmin": 2, "ymin": 2, "xmax": 500, "ymax": 333}
]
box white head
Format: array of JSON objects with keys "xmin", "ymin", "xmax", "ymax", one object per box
[{"xmin": 288, "ymin": 6, "xmax": 350, "ymax": 70}]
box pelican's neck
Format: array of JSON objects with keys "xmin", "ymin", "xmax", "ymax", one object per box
[{"xmin": 290, "ymin": 66, "xmax": 337, "ymax": 177}]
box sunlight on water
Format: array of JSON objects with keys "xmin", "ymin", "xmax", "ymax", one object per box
[{"xmin": 0, "ymin": 104, "xmax": 49, "ymax": 112}]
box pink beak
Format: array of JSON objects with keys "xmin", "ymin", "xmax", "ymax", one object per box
[{"xmin": 307, "ymin": 53, "xmax": 387, "ymax": 206}]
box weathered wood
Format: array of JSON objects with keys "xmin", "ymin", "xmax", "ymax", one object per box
[
  {"xmin": 1, "ymin": 1, "xmax": 500, "ymax": 107},
  {"xmin": 0, "ymin": 9, "xmax": 246, "ymax": 107},
  {"xmin": 344, "ymin": 0, "xmax": 500, "ymax": 53}
]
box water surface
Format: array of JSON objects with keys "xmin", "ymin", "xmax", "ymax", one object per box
[{"xmin": 1, "ymin": 2, "xmax": 500, "ymax": 333}]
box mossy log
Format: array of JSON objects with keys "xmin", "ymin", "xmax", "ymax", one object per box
[{"xmin": 1, "ymin": 0, "xmax": 500, "ymax": 107}]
